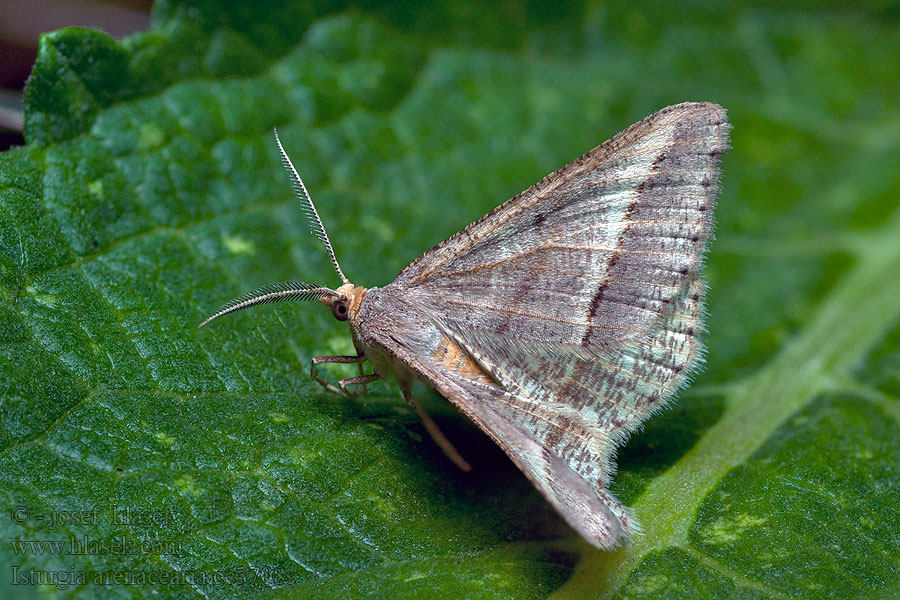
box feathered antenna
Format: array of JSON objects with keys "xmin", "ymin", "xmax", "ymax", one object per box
[
  {"xmin": 198, "ymin": 282, "xmax": 337, "ymax": 329},
  {"xmin": 274, "ymin": 128, "xmax": 349, "ymax": 284}
]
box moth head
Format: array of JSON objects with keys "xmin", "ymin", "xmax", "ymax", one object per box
[
  {"xmin": 323, "ymin": 283, "xmax": 368, "ymax": 323},
  {"xmin": 198, "ymin": 128, "xmax": 366, "ymax": 330}
]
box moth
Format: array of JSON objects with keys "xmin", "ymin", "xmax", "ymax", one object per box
[{"xmin": 200, "ymin": 102, "xmax": 730, "ymax": 549}]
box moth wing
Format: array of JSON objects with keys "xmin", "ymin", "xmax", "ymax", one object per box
[
  {"xmin": 397, "ymin": 102, "xmax": 729, "ymax": 351},
  {"xmin": 354, "ymin": 289, "xmax": 636, "ymax": 548},
  {"xmin": 357, "ymin": 269, "xmax": 705, "ymax": 548}
]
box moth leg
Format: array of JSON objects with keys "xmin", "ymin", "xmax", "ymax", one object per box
[
  {"xmin": 311, "ymin": 354, "xmax": 365, "ymax": 397},
  {"xmin": 357, "ymin": 360, "xmax": 369, "ymax": 394},
  {"xmin": 402, "ymin": 387, "xmax": 472, "ymax": 472},
  {"xmin": 339, "ymin": 373, "xmax": 380, "ymax": 393}
]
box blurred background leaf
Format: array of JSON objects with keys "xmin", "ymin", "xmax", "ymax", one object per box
[{"xmin": 1, "ymin": 1, "xmax": 899, "ymax": 598}]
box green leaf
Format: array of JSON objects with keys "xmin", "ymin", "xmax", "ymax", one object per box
[{"xmin": 2, "ymin": 2, "xmax": 899, "ymax": 599}]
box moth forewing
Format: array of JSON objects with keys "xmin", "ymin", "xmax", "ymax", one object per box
[{"xmin": 202, "ymin": 103, "xmax": 730, "ymax": 550}]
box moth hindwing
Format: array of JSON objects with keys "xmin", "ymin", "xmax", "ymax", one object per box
[{"xmin": 202, "ymin": 103, "xmax": 731, "ymax": 549}]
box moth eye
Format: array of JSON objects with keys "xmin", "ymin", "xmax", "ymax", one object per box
[{"xmin": 331, "ymin": 299, "xmax": 349, "ymax": 321}]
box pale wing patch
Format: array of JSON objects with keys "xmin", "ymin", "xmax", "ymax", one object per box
[{"xmin": 430, "ymin": 332, "xmax": 497, "ymax": 386}]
